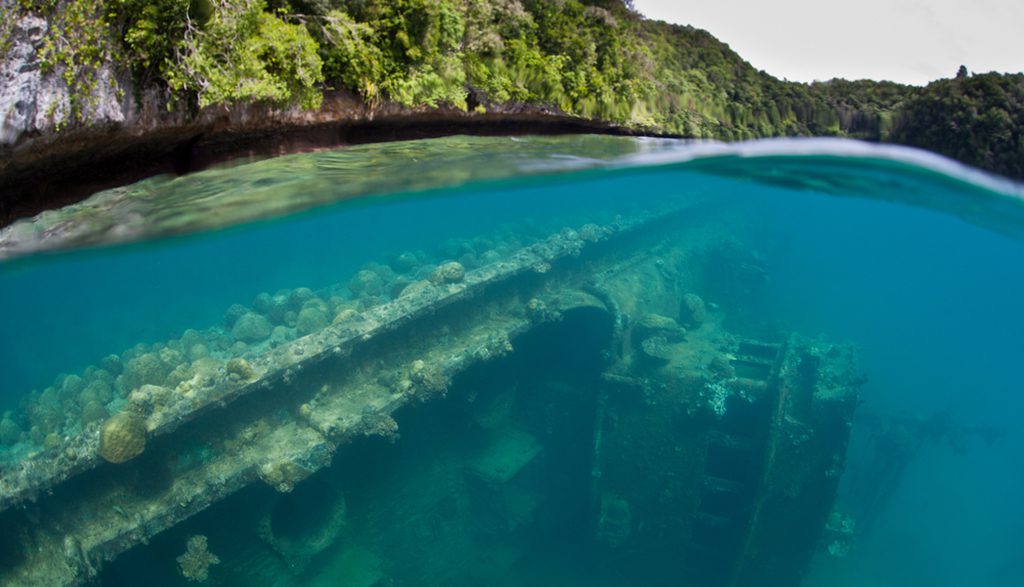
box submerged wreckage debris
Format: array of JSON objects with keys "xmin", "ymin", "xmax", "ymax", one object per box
[
  {"xmin": 176, "ymin": 535, "xmax": 220, "ymax": 582},
  {"xmin": 0, "ymin": 197, "xmax": 864, "ymax": 586}
]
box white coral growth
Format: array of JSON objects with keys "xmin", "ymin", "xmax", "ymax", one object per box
[{"xmin": 703, "ymin": 378, "xmax": 736, "ymax": 417}]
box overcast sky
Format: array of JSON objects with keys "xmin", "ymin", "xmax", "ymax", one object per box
[{"xmin": 631, "ymin": 0, "xmax": 1024, "ymax": 86}]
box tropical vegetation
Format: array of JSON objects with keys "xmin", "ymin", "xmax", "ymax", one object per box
[{"xmin": 3, "ymin": 0, "xmax": 1021, "ymax": 178}]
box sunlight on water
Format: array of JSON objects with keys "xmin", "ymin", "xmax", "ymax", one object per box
[{"xmin": 0, "ymin": 136, "xmax": 1021, "ymax": 587}]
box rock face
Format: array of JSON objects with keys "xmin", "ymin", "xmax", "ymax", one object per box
[
  {"xmin": 0, "ymin": 15, "xmax": 615, "ymax": 227},
  {"xmin": 0, "ymin": 12, "xmax": 129, "ymax": 145},
  {"xmin": 0, "ymin": 3, "xmax": 621, "ymax": 226},
  {"xmin": 98, "ymin": 411, "xmax": 146, "ymax": 464},
  {"xmin": 1, "ymin": 13, "xmax": 50, "ymax": 145}
]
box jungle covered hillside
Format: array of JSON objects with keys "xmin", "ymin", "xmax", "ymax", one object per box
[{"xmin": 2, "ymin": 0, "xmax": 1022, "ymax": 179}]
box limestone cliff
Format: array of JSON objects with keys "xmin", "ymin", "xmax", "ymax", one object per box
[{"xmin": 1, "ymin": 11, "xmax": 135, "ymax": 144}]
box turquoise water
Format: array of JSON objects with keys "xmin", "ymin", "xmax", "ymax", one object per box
[{"xmin": 0, "ymin": 135, "xmax": 1022, "ymax": 586}]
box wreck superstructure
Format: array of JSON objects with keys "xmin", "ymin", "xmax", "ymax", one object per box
[{"xmin": 0, "ymin": 194, "xmax": 861, "ymax": 586}]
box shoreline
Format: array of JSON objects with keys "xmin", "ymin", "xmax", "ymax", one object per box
[{"xmin": 0, "ymin": 103, "xmax": 646, "ymax": 227}]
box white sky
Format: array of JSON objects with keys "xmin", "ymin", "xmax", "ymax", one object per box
[{"xmin": 631, "ymin": 0, "xmax": 1024, "ymax": 86}]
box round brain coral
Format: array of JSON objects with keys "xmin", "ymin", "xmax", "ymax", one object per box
[{"xmin": 99, "ymin": 412, "xmax": 147, "ymax": 464}]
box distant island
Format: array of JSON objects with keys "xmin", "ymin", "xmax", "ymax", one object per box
[{"xmin": 1, "ymin": 0, "xmax": 1021, "ymax": 220}]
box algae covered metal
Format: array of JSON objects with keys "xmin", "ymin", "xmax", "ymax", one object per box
[{"xmin": 0, "ymin": 195, "xmax": 862, "ymax": 586}]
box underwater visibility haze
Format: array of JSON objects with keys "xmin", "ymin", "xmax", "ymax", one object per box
[{"xmin": 0, "ymin": 135, "xmax": 1022, "ymax": 587}]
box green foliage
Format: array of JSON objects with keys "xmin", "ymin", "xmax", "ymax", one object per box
[
  {"xmin": 808, "ymin": 79, "xmax": 914, "ymax": 140},
  {"xmin": 313, "ymin": 11, "xmax": 387, "ymax": 101},
  {"xmin": 375, "ymin": 0, "xmax": 468, "ymax": 108},
  {"xmin": 10, "ymin": 0, "xmax": 325, "ymax": 116},
  {"xmin": 8, "ymin": 0, "xmax": 1022, "ymax": 179},
  {"xmin": 890, "ymin": 73, "xmax": 1024, "ymax": 178},
  {"xmin": 16, "ymin": 0, "xmax": 114, "ymax": 123},
  {"xmin": 317, "ymin": 0, "xmax": 470, "ymax": 109},
  {"xmin": 388, "ymin": 54, "xmax": 468, "ymax": 109},
  {"xmin": 1, "ymin": 3, "xmax": 18, "ymax": 58},
  {"xmin": 515, "ymin": 0, "xmax": 651, "ymax": 120},
  {"xmin": 166, "ymin": 0, "xmax": 324, "ymax": 109},
  {"xmin": 634, "ymin": 19, "xmax": 855, "ymax": 139},
  {"xmin": 110, "ymin": 0, "xmax": 192, "ymax": 81}
]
